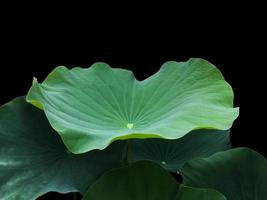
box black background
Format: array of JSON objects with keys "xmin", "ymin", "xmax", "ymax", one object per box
[{"xmin": 0, "ymin": 8, "xmax": 265, "ymax": 199}]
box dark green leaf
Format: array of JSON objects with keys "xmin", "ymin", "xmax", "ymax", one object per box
[
  {"xmin": 0, "ymin": 97, "xmax": 125, "ymax": 200},
  {"xmin": 132, "ymin": 129, "xmax": 231, "ymax": 172},
  {"xmin": 181, "ymin": 148, "xmax": 267, "ymax": 200},
  {"xmin": 83, "ymin": 161, "xmax": 226, "ymax": 200}
]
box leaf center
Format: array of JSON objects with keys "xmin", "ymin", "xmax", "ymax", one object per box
[{"xmin": 127, "ymin": 123, "xmax": 134, "ymax": 129}]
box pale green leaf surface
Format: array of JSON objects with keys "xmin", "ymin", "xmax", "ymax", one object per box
[
  {"xmin": 0, "ymin": 97, "xmax": 125, "ymax": 200},
  {"xmin": 27, "ymin": 58, "xmax": 239, "ymax": 153}
]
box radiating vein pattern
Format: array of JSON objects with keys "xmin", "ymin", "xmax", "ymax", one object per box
[{"xmin": 26, "ymin": 58, "xmax": 239, "ymax": 153}]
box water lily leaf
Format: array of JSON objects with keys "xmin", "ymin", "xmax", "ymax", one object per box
[
  {"xmin": 82, "ymin": 160, "xmax": 226, "ymax": 200},
  {"xmin": 181, "ymin": 148, "xmax": 267, "ymax": 200},
  {"xmin": 0, "ymin": 97, "xmax": 125, "ymax": 200},
  {"xmin": 26, "ymin": 58, "xmax": 239, "ymax": 153},
  {"xmin": 132, "ymin": 129, "xmax": 231, "ymax": 172}
]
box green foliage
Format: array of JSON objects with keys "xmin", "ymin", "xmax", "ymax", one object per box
[
  {"xmin": 26, "ymin": 58, "xmax": 238, "ymax": 153},
  {"xmin": 181, "ymin": 148, "xmax": 267, "ymax": 200},
  {"xmin": 1, "ymin": 58, "xmax": 264, "ymax": 200},
  {"xmin": 132, "ymin": 129, "xmax": 231, "ymax": 172},
  {"xmin": 0, "ymin": 97, "xmax": 125, "ymax": 199},
  {"xmin": 82, "ymin": 161, "xmax": 226, "ymax": 200}
]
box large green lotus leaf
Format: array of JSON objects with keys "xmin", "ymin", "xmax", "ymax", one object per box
[
  {"xmin": 0, "ymin": 97, "xmax": 125, "ymax": 200},
  {"xmin": 132, "ymin": 129, "xmax": 231, "ymax": 172},
  {"xmin": 26, "ymin": 58, "xmax": 239, "ymax": 153},
  {"xmin": 82, "ymin": 160, "xmax": 226, "ymax": 200},
  {"xmin": 181, "ymin": 148, "xmax": 267, "ymax": 200}
]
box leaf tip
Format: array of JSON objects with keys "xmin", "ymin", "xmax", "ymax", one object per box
[{"xmin": 32, "ymin": 77, "xmax": 38, "ymax": 84}]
